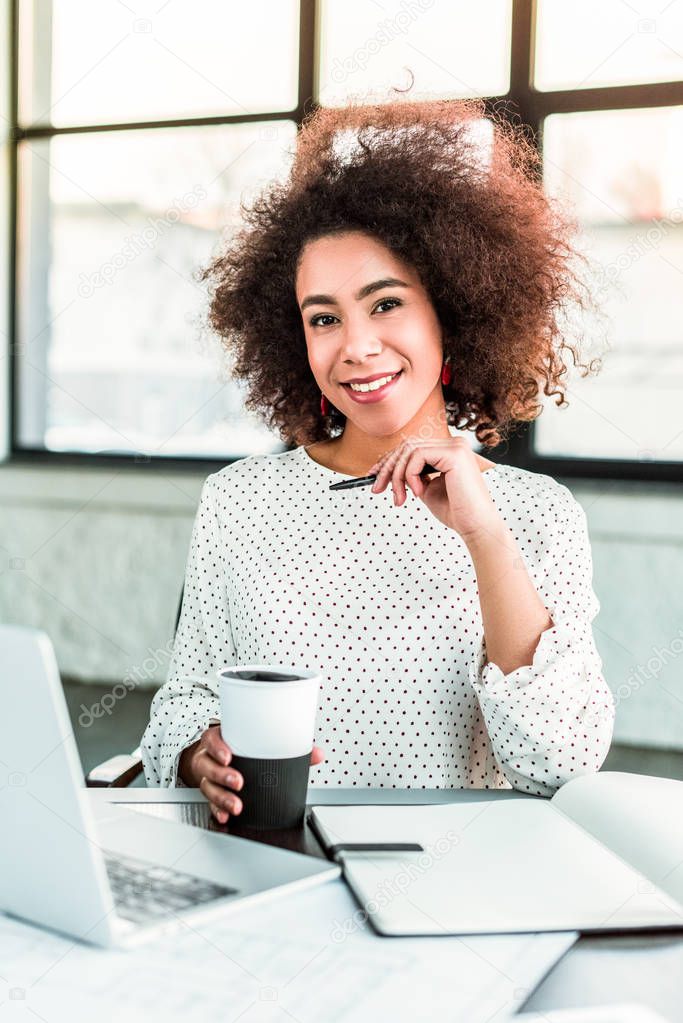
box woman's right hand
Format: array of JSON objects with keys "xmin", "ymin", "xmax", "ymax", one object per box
[
  {"xmin": 178, "ymin": 724, "xmax": 325, "ymax": 825},
  {"xmin": 178, "ymin": 724, "xmax": 244, "ymax": 824}
]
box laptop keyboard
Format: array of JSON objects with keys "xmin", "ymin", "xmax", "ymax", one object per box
[{"xmin": 103, "ymin": 851, "xmax": 238, "ymax": 924}]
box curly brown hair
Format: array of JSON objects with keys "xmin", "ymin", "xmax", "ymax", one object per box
[{"xmin": 197, "ymin": 95, "xmax": 603, "ymax": 449}]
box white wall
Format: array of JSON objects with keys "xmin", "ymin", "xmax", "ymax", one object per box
[{"xmin": 1, "ymin": 462, "xmax": 682, "ymax": 750}]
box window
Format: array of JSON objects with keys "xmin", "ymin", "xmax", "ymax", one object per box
[
  {"xmin": 535, "ymin": 0, "xmax": 683, "ymax": 92},
  {"xmin": 537, "ymin": 105, "xmax": 683, "ymax": 464},
  {"xmin": 317, "ymin": 0, "xmax": 512, "ymax": 105},
  {"xmin": 524, "ymin": 0, "xmax": 683, "ymax": 480},
  {"xmin": 5, "ymin": 0, "xmax": 683, "ymax": 478},
  {"xmin": 10, "ymin": 0, "xmax": 301, "ymax": 463},
  {"xmin": 15, "ymin": 121, "xmax": 297, "ymax": 458}
]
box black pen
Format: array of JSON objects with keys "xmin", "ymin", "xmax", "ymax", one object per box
[{"xmin": 329, "ymin": 463, "xmax": 439, "ymax": 491}]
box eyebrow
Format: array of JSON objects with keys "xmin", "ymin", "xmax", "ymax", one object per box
[{"xmin": 300, "ymin": 277, "xmax": 410, "ymax": 313}]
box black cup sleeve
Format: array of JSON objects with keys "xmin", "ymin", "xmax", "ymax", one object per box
[{"xmin": 229, "ymin": 751, "xmax": 311, "ymax": 830}]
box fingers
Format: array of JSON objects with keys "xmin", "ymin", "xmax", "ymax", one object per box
[
  {"xmin": 392, "ymin": 450, "xmax": 425, "ymax": 505},
  {"xmin": 200, "ymin": 776, "xmax": 243, "ymax": 823},
  {"xmin": 371, "ymin": 449, "xmax": 410, "ymax": 505},
  {"xmin": 196, "ymin": 749, "xmax": 244, "ymax": 791},
  {"xmin": 195, "ymin": 726, "xmax": 244, "ymax": 793},
  {"xmin": 371, "ymin": 446, "xmax": 432, "ymax": 505},
  {"xmin": 310, "ymin": 745, "xmax": 325, "ymax": 765},
  {"xmin": 210, "ymin": 803, "xmax": 229, "ymax": 824},
  {"xmin": 203, "ymin": 724, "xmax": 232, "ymax": 766},
  {"xmin": 404, "ymin": 451, "xmax": 428, "ymax": 498},
  {"xmin": 370, "ymin": 457, "xmax": 391, "ymax": 493}
]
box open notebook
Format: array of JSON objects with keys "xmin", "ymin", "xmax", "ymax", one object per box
[{"xmin": 308, "ymin": 771, "xmax": 683, "ymax": 936}]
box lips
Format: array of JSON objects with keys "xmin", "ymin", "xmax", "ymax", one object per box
[
  {"xmin": 341, "ymin": 369, "xmax": 403, "ymax": 404},
  {"xmin": 342, "ymin": 371, "xmax": 402, "ymax": 385}
]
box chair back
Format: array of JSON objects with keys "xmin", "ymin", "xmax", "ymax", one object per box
[{"xmin": 174, "ymin": 584, "xmax": 184, "ymax": 639}]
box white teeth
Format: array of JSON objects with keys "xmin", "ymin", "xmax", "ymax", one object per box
[{"xmin": 349, "ymin": 373, "xmax": 398, "ymax": 393}]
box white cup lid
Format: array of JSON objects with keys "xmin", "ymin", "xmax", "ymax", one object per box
[
  {"xmin": 217, "ymin": 664, "xmax": 318, "ymax": 689},
  {"xmin": 217, "ymin": 664, "xmax": 321, "ymax": 759}
]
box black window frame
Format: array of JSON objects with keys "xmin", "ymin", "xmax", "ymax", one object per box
[{"xmin": 6, "ymin": 0, "xmax": 683, "ymax": 482}]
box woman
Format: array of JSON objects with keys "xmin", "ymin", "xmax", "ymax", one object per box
[{"xmin": 141, "ymin": 97, "xmax": 615, "ymax": 823}]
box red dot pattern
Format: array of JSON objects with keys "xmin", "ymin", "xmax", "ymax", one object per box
[{"xmin": 141, "ymin": 444, "xmax": 615, "ymax": 796}]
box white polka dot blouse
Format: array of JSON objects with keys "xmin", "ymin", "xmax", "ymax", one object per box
[{"xmin": 141, "ymin": 444, "xmax": 615, "ymax": 795}]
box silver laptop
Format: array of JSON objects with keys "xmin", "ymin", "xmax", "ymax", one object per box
[{"xmin": 0, "ymin": 625, "xmax": 340, "ymax": 948}]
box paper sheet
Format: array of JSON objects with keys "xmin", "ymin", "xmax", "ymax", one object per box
[
  {"xmin": 0, "ymin": 879, "xmax": 575, "ymax": 1022},
  {"xmin": 552, "ymin": 772, "xmax": 683, "ymax": 904}
]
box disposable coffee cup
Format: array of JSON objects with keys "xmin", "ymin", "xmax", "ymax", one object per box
[{"xmin": 216, "ymin": 665, "xmax": 320, "ymax": 830}]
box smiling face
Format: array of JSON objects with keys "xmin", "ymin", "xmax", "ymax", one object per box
[{"xmin": 296, "ymin": 231, "xmax": 449, "ymax": 452}]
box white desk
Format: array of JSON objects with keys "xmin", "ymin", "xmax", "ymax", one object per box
[{"xmin": 87, "ymin": 786, "xmax": 683, "ymax": 1019}]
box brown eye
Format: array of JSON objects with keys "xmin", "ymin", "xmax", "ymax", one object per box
[
  {"xmin": 310, "ymin": 297, "xmax": 401, "ymax": 328},
  {"xmin": 310, "ymin": 313, "xmax": 337, "ymax": 327},
  {"xmin": 374, "ymin": 298, "xmax": 402, "ymax": 313}
]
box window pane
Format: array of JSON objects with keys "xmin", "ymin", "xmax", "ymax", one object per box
[
  {"xmin": 18, "ymin": 0, "xmax": 299, "ymax": 127},
  {"xmin": 317, "ymin": 0, "xmax": 511, "ymax": 106},
  {"xmin": 536, "ymin": 107, "xmax": 683, "ymax": 462},
  {"xmin": 535, "ymin": 0, "xmax": 683, "ymax": 91},
  {"xmin": 15, "ymin": 122, "xmax": 297, "ymax": 458}
]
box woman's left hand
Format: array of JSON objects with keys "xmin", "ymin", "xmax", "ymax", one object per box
[{"xmin": 368, "ymin": 437, "xmax": 502, "ymax": 543}]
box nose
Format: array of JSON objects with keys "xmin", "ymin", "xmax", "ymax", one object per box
[{"xmin": 338, "ymin": 313, "xmax": 383, "ymax": 363}]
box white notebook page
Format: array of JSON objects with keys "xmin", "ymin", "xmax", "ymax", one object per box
[{"xmin": 551, "ymin": 771, "xmax": 683, "ymax": 904}]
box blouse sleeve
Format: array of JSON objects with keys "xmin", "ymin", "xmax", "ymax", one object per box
[
  {"xmin": 468, "ymin": 484, "xmax": 615, "ymax": 798},
  {"xmin": 140, "ymin": 475, "xmax": 237, "ymax": 788}
]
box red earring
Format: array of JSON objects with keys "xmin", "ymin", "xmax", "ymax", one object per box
[
  {"xmin": 441, "ymin": 361, "xmax": 452, "ymax": 387},
  {"xmin": 320, "ymin": 392, "xmax": 331, "ymax": 416}
]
